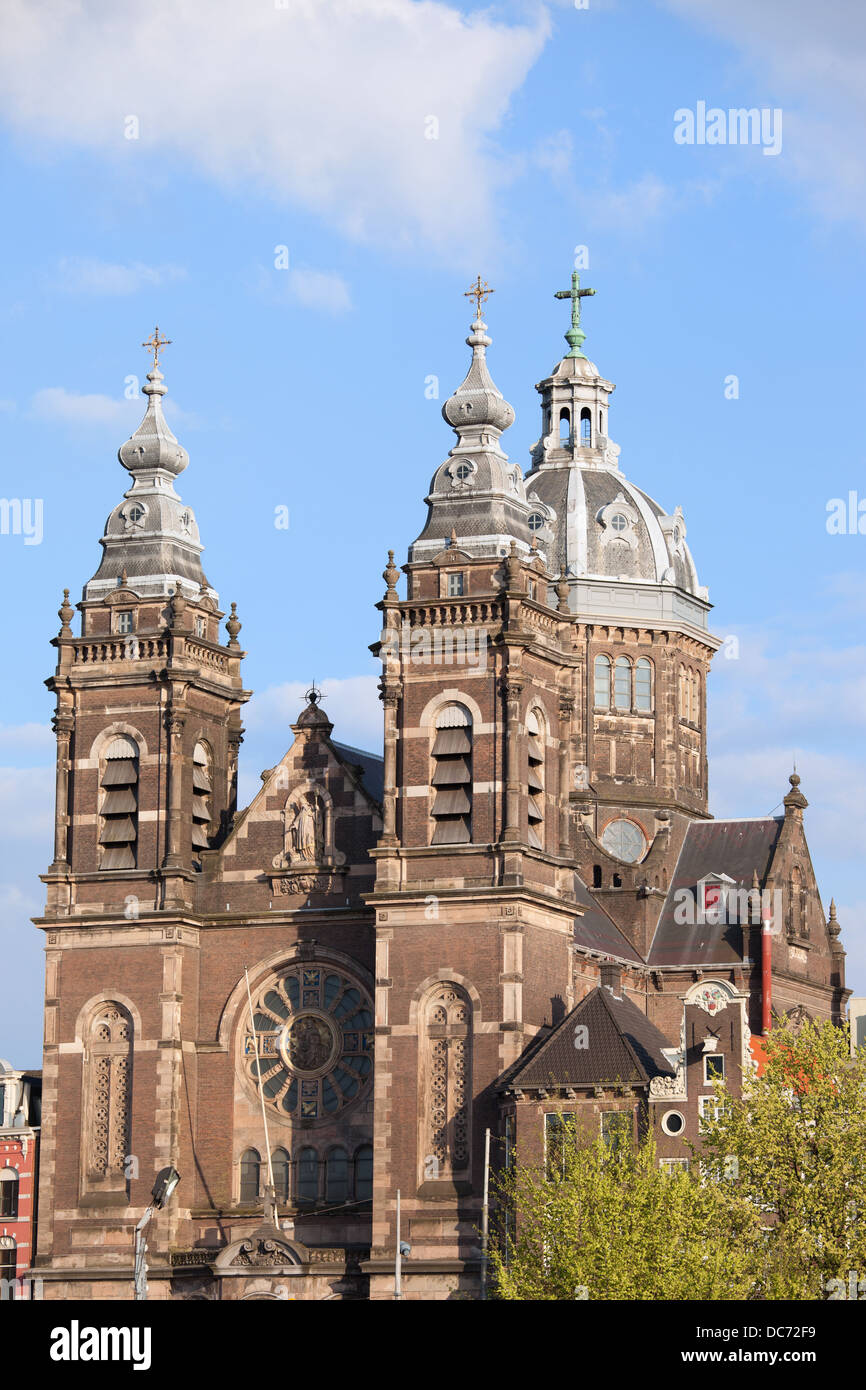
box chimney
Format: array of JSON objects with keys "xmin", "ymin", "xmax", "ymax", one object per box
[{"xmin": 600, "ymin": 960, "xmax": 622, "ymax": 998}]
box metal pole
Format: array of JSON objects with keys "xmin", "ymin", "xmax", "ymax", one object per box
[
  {"xmin": 244, "ymin": 965, "xmax": 276, "ymax": 1203},
  {"xmin": 480, "ymin": 1127, "xmax": 491, "ymax": 1301},
  {"xmin": 133, "ymin": 1204, "xmax": 154, "ymax": 1301},
  {"xmin": 395, "ymin": 1189, "xmax": 402, "ymax": 1301}
]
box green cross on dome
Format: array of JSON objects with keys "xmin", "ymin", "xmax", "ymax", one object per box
[{"xmin": 554, "ymin": 271, "xmax": 596, "ymax": 359}]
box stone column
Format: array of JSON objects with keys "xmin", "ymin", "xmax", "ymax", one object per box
[
  {"xmin": 502, "ymin": 676, "xmax": 524, "ymax": 843},
  {"xmin": 558, "ymin": 696, "xmax": 574, "ymax": 856},
  {"xmin": 379, "ymin": 682, "xmax": 401, "ymax": 846},
  {"xmin": 50, "ymin": 708, "xmax": 74, "ymax": 869},
  {"xmin": 163, "ymin": 711, "xmax": 186, "ymax": 869}
]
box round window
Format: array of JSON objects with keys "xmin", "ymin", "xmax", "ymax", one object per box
[
  {"xmin": 609, "ymin": 513, "xmax": 628, "ymax": 533},
  {"xmin": 528, "ymin": 512, "xmax": 545, "ymax": 532},
  {"xmin": 127, "ymin": 504, "xmax": 146, "ymax": 525},
  {"xmin": 662, "ymin": 1110, "xmax": 685, "ymax": 1136},
  {"xmin": 243, "ymin": 965, "xmax": 373, "ymax": 1121},
  {"xmin": 601, "ymin": 818, "xmax": 646, "ymax": 864},
  {"xmin": 454, "ymin": 463, "xmax": 473, "ymax": 481}
]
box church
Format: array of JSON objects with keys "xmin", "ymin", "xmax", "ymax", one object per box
[{"xmin": 31, "ymin": 277, "xmax": 849, "ymax": 1300}]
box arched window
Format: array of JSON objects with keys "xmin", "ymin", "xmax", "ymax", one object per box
[
  {"xmin": 0, "ymin": 1168, "xmax": 18, "ymax": 1219},
  {"xmin": 85, "ymin": 1003, "xmax": 132, "ymax": 1190},
  {"xmin": 355, "ymin": 1144, "xmax": 373, "ymax": 1202},
  {"xmin": 789, "ymin": 867, "xmax": 805, "ymax": 939},
  {"xmin": 678, "ymin": 664, "xmax": 687, "ymax": 720},
  {"xmin": 239, "ymin": 1148, "xmax": 261, "ymax": 1205},
  {"xmin": 598, "ymin": 409, "xmax": 604, "ymax": 435},
  {"xmin": 614, "ymin": 657, "xmax": 631, "ymax": 710},
  {"xmin": 422, "ymin": 983, "xmax": 471, "ymax": 1182},
  {"xmin": 325, "ymin": 1148, "xmax": 349, "ymax": 1203},
  {"xmin": 580, "ymin": 407, "xmax": 592, "ymax": 445},
  {"xmin": 635, "ymin": 658, "xmax": 653, "ymax": 712},
  {"xmin": 0, "ymin": 1238, "xmax": 15, "ymax": 1287},
  {"xmin": 272, "ymin": 1147, "xmax": 290, "ymax": 1203},
  {"xmin": 431, "ymin": 704, "xmax": 472, "ymax": 844},
  {"xmin": 592, "ymin": 864, "xmax": 603, "ymax": 888},
  {"xmin": 99, "ymin": 736, "xmax": 139, "ymax": 869},
  {"xmin": 559, "ymin": 408, "xmax": 570, "ymax": 442},
  {"xmin": 526, "ymin": 709, "xmax": 545, "ymax": 850},
  {"xmin": 297, "ymin": 1147, "xmax": 319, "ymax": 1204},
  {"xmin": 594, "ymin": 655, "xmax": 611, "ymax": 708},
  {"xmin": 690, "ymin": 670, "xmax": 700, "ymax": 726},
  {"xmin": 192, "ymin": 741, "xmax": 212, "ymax": 857}
]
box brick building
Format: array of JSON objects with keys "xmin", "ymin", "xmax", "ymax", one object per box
[
  {"xmin": 32, "ymin": 280, "xmax": 849, "ymax": 1300},
  {"xmin": 0, "ymin": 1060, "xmax": 41, "ymax": 1297}
]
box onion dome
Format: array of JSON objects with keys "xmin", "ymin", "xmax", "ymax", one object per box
[
  {"xmin": 84, "ymin": 334, "xmax": 215, "ymax": 603},
  {"xmin": 410, "ymin": 289, "xmax": 536, "ymax": 563}
]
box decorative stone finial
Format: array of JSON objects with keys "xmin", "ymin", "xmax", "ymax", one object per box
[
  {"xmin": 827, "ymin": 899, "xmax": 840, "ymax": 938},
  {"xmin": 58, "ymin": 588, "xmax": 74, "ymax": 635},
  {"xmin": 783, "ymin": 770, "xmax": 808, "ymax": 815},
  {"xmin": 120, "ymin": 568, "xmax": 128, "ymax": 587},
  {"xmin": 382, "ymin": 549, "xmax": 400, "ymax": 604},
  {"xmin": 449, "ymin": 527, "xmax": 458, "ymax": 548},
  {"xmin": 169, "ymin": 585, "xmax": 188, "ymax": 628},
  {"xmin": 504, "ymin": 539, "xmax": 522, "ymax": 589},
  {"xmin": 226, "ymin": 601, "xmax": 241, "ymax": 646}
]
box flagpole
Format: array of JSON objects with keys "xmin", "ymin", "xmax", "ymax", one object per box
[{"xmin": 244, "ymin": 965, "xmax": 276, "ymax": 1211}]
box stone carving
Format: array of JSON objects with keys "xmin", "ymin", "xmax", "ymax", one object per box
[
  {"xmin": 270, "ymin": 872, "xmax": 332, "ymax": 896},
  {"xmin": 424, "ymin": 984, "xmax": 471, "ymax": 1177},
  {"xmin": 230, "ymin": 1236, "xmax": 298, "ymax": 1268},
  {"xmin": 290, "ymin": 799, "xmax": 322, "ymax": 862},
  {"xmin": 693, "ymin": 984, "xmax": 728, "ymax": 1016}
]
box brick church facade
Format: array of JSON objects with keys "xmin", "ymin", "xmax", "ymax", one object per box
[{"xmin": 31, "ymin": 281, "xmax": 849, "ymax": 1300}]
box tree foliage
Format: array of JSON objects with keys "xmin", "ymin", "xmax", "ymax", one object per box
[{"xmin": 492, "ymin": 1020, "xmax": 866, "ymax": 1301}]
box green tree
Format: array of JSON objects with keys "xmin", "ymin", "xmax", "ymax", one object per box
[
  {"xmin": 490, "ymin": 1124, "xmax": 762, "ymax": 1300},
  {"xmin": 698, "ymin": 1017, "xmax": 866, "ymax": 1299}
]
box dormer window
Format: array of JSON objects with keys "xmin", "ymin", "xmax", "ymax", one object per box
[
  {"xmin": 128, "ymin": 504, "xmax": 145, "ymax": 524},
  {"xmin": 610, "ymin": 514, "xmax": 628, "ymax": 534},
  {"xmin": 447, "ymin": 572, "xmax": 465, "ymax": 597},
  {"xmin": 116, "ymin": 610, "xmax": 133, "ymax": 634},
  {"xmin": 528, "ymin": 512, "xmax": 545, "ymax": 532},
  {"xmin": 454, "ymin": 463, "xmax": 473, "ymax": 481}
]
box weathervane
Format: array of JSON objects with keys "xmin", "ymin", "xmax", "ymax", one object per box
[
  {"xmin": 464, "ymin": 275, "xmax": 494, "ymax": 320},
  {"xmin": 554, "ymin": 272, "xmax": 596, "ymax": 359},
  {"xmin": 142, "ymin": 326, "xmax": 172, "ymax": 370}
]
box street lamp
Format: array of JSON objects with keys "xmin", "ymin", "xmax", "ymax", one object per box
[{"xmin": 133, "ymin": 1166, "xmax": 181, "ymax": 1301}]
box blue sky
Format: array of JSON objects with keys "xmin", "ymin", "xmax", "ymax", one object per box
[{"xmin": 0, "ymin": 0, "xmax": 864, "ymax": 1065}]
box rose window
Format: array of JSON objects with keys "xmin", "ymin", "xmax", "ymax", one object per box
[{"xmin": 243, "ymin": 966, "xmax": 373, "ymax": 1120}]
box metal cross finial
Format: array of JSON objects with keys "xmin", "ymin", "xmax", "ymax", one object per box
[
  {"xmin": 464, "ymin": 275, "xmax": 494, "ymax": 320},
  {"xmin": 142, "ymin": 326, "xmax": 172, "ymax": 369},
  {"xmin": 554, "ymin": 272, "xmax": 596, "ymax": 359}
]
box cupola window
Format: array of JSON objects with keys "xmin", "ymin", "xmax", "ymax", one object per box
[
  {"xmin": 431, "ymin": 704, "xmax": 472, "ymax": 844},
  {"xmin": 594, "ymin": 654, "xmax": 611, "ymax": 708},
  {"xmin": 454, "ymin": 462, "xmax": 473, "ymax": 481},
  {"xmin": 559, "ymin": 408, "xmax": 571, "ymax": 442},
  {"xmin": 610, "ymin": 514, "xmax": 628, "ymax": 534},
  {"xmin": 580, "ymin": 408, "xmax": 592, "ymax": 445}
]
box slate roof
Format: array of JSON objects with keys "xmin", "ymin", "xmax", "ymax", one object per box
[
  {"xmin": 500, "ymin": 986, "xmax": 677, "ymax": 1090},
  {"xmin": 572, "ymin": 874, "xmax": 645, "ymax": 964},
  {"xmin": 332, "ymin": 741, "xmax": 385, "ymax": 807},
  {"xmin": 648, "ymin": 817, "xmax": 782, "ymax": 967}
]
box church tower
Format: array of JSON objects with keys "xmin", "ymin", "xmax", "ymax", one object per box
[{"xmin": 36, "ymin": 334, "xmax": 249, "ymax": 1274}]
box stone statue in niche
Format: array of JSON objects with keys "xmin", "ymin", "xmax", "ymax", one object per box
[{"xmin": 288, "ymin": 796, "xmax": 323, "ymax": 863}]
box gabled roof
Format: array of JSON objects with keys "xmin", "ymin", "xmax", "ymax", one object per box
[
  {"xmin": 572, "ymin": 874, "xmax": 645, "ymax": 964},
  {"xmin": 499, "ymin": 986, "xmax": 676, "ymax": 1091},
  {"xmin": 331, "ymin": 740, "xmax": 384, "ymax": 807},
  {"xmin": 648, "ymin": 817, "xmax": 782, "ymax": 967}
]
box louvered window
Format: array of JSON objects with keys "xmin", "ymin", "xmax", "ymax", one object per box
[
  {"xmin": 431, "ymin": 705, "xmax": 472, "ymax": 845},
  {"xmin": 192, "ymin": 741, "xmax": 212, "ymax": 853},
  {"xmin": 527, "ymin": 710, "xmax": 545, "ymax": 850},
  {"xmin": 99, "ymin": 736, "xmax": 139, "ymax": 869}
]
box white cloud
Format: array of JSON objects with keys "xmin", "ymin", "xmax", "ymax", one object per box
[
  {"xmin": 0, "ymin": 0, "xmax": 548, "ymax": 261},
  {"xmin": 664, "ymin": 0, "xmax": 866, "ymax": 225},
  {"xmin": 53, "ymin": 256, "xmax": 187, "ymax": 295},
  {"xmin": 30, "ymin": 386, "xmax": 196, "ymax": 429},
  {"xmin": 0, "ymin": 723, "xmax": 53, "ymax": 755},
  {"xmin": 30, "ymin": 388, "xmax": 139, "ymax": 426},
  {"xmin": 253, "ymin": 264, "xmax": 353, "ymax": 315}
]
